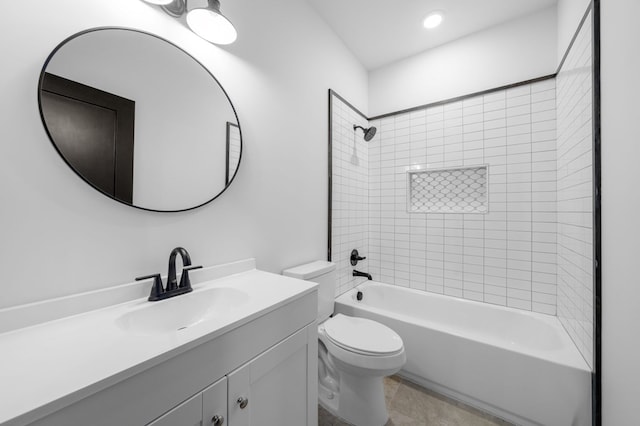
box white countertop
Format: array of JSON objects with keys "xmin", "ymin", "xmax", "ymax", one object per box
[{"xmin": 0, "ymin": 268, "xmax": 316, "ymax": 426}]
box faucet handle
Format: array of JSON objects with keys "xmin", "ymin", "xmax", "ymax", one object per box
[
  {"xmin": 350, "ymin": 249, "xmax": 367, "ymax": 266},
  {"xmin": 136, "ymin": 273, "xmax": 165, "ymax": 301},
  {"xmin": 179, "ymin": 265, "xmax": 203, "ymax": 289}
]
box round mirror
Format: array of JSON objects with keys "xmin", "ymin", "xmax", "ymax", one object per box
[{"xmin": 38, "ymin": 28, "xmax": 242, "ymax": 212}]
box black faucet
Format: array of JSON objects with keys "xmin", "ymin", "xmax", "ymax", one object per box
[
  {"xmin": 167, "ymin": 247, "xmax": 191, "ymax": 292},
  {"xmin": 136, "ymin": 247, "xmax": 202, "ymax": 301},
  {"xmin": 353, "ymin": 270, "xmax": 372, "ymax": 280}
]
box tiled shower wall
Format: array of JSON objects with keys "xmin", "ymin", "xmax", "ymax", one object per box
[
  {"xmin": 330, "ymin": 95, "xmax": 369, "ymax": 297},
  {"xmin": 367, "ymin": 81, "xmax": 558, "ymax": 314},
  {"xmin": 331, "ymin": 55, "xmax": 592, "ymax": 335},
  {"xmin": 556, "ymin": 11, "xmax": 594, "ymax": 368}
]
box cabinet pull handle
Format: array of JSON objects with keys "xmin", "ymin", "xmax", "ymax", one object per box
[
  {"xmin": 237, "ymin": 396, "xmax": 249, "ymax": 409},
  {"xmin": 212, "ymin": 414, "xmax": 224, "ymax": 425}
]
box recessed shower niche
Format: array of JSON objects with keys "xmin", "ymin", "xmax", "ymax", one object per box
[
  {"xmin": 38, "ymin": 28, "xmax": 242, "ymax": 212},
  {"xmin": 407, "ymin": 165, "xmax": 488, "ymax": 214}
]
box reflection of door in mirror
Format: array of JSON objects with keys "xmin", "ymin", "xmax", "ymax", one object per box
[
  {"xmin": 225, "ymin": 122, "xmax": 241, "ymax": 185},
  {"xmin": 40, "ymin": 73, "xmax": 135, "ymax": 203}
]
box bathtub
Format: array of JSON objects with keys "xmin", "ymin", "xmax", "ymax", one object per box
[{"xmin": 334, "ymin": 282, "xmax": 591, "ymax": 426}]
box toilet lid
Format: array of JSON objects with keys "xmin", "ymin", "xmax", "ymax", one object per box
[{"xmin": 324, "ymin": 314, "xmax": 403, "ymax": 355}]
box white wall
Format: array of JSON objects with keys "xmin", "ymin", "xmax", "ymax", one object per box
[
  {"xmin": 0, "ymin": 0, "xmax": 367, "ymax": 308},
  {"xmin": 368, "ymin": 7, "xmax": 557, "ymax": 117},
  {"xmin": 557, "ymin": 0, "xmax": 592, "ymax": 65},
  {"xmin": 601, "ymin": 0, "xmax": 640, "ymax": 423}
]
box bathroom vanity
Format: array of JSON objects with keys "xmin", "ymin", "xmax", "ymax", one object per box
[{"xmin": 0, "ymin": 260, "xmax": 318, "ymax": 426}]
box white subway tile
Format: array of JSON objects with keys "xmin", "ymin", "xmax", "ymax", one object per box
[
  {"xmin": 485, "ymin": 294, "xmax": 507, "ymax": 306},
  {"xmin": 484, "ymin": 90, "xmax": 506, "ymax": 102},
  {"xmin": 484, "ymin": 99, "xmax": 506, "ymax": 112},
  {"xmin": 485, "ymin": 275, "xmax": 507, "ymax": 287},
  {"xmin": 532, "ymin": 120, "xmax": 556, "ymax": 132},
  {"xmin": 532, "ymin": 302, "xmax": 556, "ymax": 315},
  {"xmin": 507, "ymin": 114, "xmax": 531, "ymax": 127},
  {"xmin": 507, "ymin": 297, "xmax": 532, "ymax": 312},
  {"xmin": 444, "ymin": 101, "xmax": 463, "ymax": 112},
  {"xmin": 532, "ymin": 99, "xmax": 555, "ymax": 113},
  {"xmin": 532, "ymin": 89, "xmax": 555, "ymax": 103},
  {"xmin": 506, "ymin": 124, "xmax": 531, "ymax": 136},
  {"xmin": 531, "ymin": 79, "xmax": 556, "ymax": 93},
  {"xmin": 507, "ymin": 85, "xmax": 531, "ymax": 98}
]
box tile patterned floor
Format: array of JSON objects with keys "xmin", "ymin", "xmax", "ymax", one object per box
[{"xmin": 318, "ymin": 375, "xmax": 514, "ymax": 426}]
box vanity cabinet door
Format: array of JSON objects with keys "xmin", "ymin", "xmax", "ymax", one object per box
[
  {"xmin": 147, "ymin": 392, "xmax": 203, "ymax": 426},
  {"xmin": 203, "ymin": 377, "xmax": 228, "ymax": 426},
  {"xmin": 227, "ymin": 325, "xmax": 317, "ymax": 426}
]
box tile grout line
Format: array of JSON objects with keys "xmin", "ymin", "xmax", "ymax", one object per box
[{"xmin": 530, "ymin": 84, "xmax": 534, "ymax": 310}]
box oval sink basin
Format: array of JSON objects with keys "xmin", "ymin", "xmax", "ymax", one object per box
[{"xmin": 117, "ymin": 287, "xmax": 249, "ymax": 335}]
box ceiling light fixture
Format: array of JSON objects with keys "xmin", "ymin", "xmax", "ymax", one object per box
[
  {"xmin": 141, "ymin": 0, "xmax": 237, "ymax": 45},
  {"xmin": 423, "ymin": 11, "xmax": 444, "ymax": 29},
  {"xmin": 186, "ymin": 0, "xmax": 237, "ymax": 44}
]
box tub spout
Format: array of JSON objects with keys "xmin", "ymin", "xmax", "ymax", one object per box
[{"xmin": 353, "ymin": 270, "xmax": 372, "ymax": 280}]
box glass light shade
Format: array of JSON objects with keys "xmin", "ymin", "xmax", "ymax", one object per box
[
  {"xmin": 187, "ymin": 8, "xmax": 237, "ymax": 45},
  {"xmin": 423, "ymin": 12, "xmax": 444, "ymax": 29},
  {"xmin": 141, "ymin": 0, "xmax": 174, "ymax": 5}
]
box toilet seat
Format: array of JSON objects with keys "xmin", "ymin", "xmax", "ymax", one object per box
[
  {"xmin": 324, "ymin": 314, "xmax": 403, "ymax": 356},
  {"xmin": 318, "ymin": 320, "xmax": 406, "ymax": 377}
]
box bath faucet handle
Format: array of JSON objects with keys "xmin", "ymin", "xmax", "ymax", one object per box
[
  {"xmin": 136, "ymin": 273, "xmax": 165, "ymax": 301},
  {"xmin": 179, "ymin": 265, "xmax": 203, "ymax": 289},
  {"xmin": 350, "ymin": 249, "xmax": 367, "ymax": 266}
]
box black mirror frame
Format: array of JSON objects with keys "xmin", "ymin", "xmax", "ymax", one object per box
[{"xmin": 37, "ymin": 26, "xmax": 243, "ymax": 213}]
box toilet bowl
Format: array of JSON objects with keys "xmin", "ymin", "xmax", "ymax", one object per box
[
  {"xmin": 318, "ymin": 313, "xmax": 406, "ymax": 425},
  {"xmin": 283, "ymin": 261, "xmax": 406, "ymax": 426}
]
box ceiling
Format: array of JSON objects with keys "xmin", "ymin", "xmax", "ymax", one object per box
[{"xmin": 306, "ymin": 0, "xmax": 557, "ymax": 70}]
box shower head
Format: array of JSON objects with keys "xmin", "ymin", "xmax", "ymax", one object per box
[{"xmin": 353, "ymin": 125, "xmax": 377, "ymax": 142}]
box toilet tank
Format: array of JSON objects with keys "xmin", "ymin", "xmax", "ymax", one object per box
[{"xmin": 283, "ymin": 260, "xmax": 336, "ymax": 322}]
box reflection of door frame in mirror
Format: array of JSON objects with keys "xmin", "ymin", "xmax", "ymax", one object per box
[
  {"xmin": 40, "ymin": 72, "xmax": 135, "ymax": 204},
  {"xmin": 225, "ymin": 122, "xmax": 241, "ymax": 186},
  {"xmin": 37, "ymin": 27, "xmax": 243, "ymax": 213}
]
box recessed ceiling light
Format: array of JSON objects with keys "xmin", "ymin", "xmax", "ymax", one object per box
[{"xmin": 423, "ymin": 12, "xmax": 444, "ymax": 29}]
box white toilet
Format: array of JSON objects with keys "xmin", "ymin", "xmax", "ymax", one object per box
[{"xmin": 283, "ymin": 261, "xmax": 406, "ymax": 426}]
